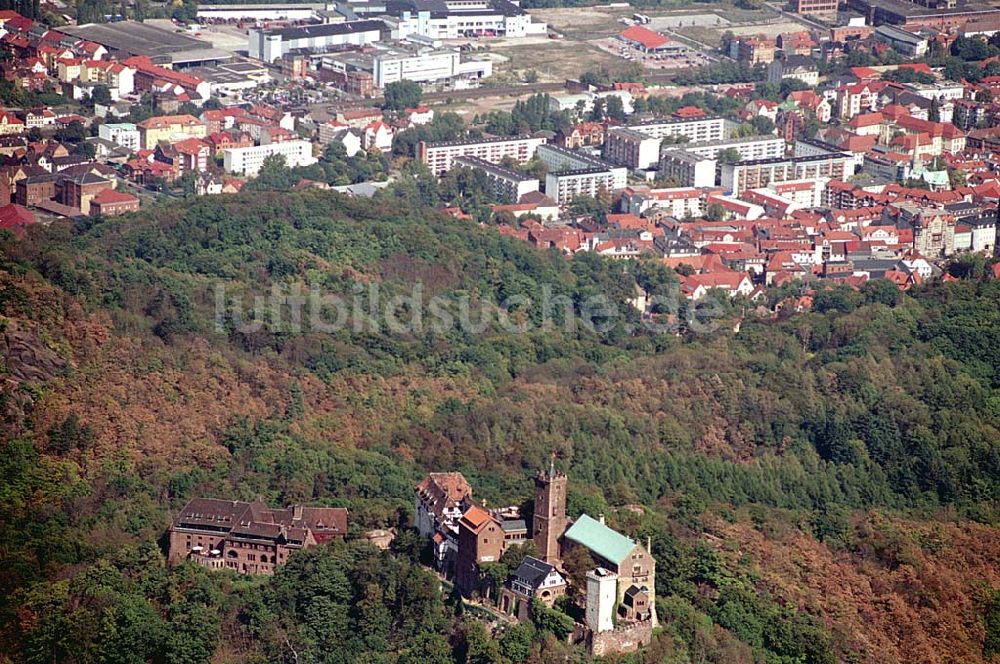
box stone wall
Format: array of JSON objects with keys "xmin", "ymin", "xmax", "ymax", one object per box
[{"xmin": 588, "ymin": 619, "xmax": 654, "ymax": 657}]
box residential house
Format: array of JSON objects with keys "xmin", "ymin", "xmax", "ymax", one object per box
[
  {"xmin": 767, "ymin": 55, "xmax": 819, "ymax": 86},
  {"xmin": 499, "ymin": 556, "xmax": 567, "ymax": 621},
  {"xmin": 137, "ymin": 115, "xmax": 207, "ymax": 150}
]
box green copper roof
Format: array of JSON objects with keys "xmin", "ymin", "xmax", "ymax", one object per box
[{"xmin": 563, "ymin": 514, "xmax": 636, "ymax": 565}]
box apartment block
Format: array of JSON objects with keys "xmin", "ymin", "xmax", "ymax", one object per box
[
  {"xmin": 418, "ymin": 135, "xmax": 546, "ymax": 175},
  {"xmin": 603, "ymin": 127, "xmax": 662, "ymax": 170},
  {"xmin": 223, "ymin": 140, "xmax": 317, "ymax": 176},
  {"xmin": 682, "ymin": 135, "xmax": 786, "ymax": 161},
  {"xmin": 454, "ymin": 155, "xmax": 539, "ymax": 203},
  {"xmin": 536, "ymin": 144, "xmax": 627, "ymax": 204},
  {"xmin": 658, "ymin": 149, "xmax": 717, "ymax": 188},
  {"xmin": 622, "ymin": 116, "xmax": 728, "ymax": 143},
  {"xmin": 98, "ymin": 122, "xmax": 140, "ymax": 152},
  {"xmin": 720, "ymin": 154, "xmax": 855, "ymax": 196}
]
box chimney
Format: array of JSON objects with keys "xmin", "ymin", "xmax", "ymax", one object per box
[
  {"xmin": 292, "ymin": 504, "xmax": 303, "ymax": 521},
  {"xmin": 598, "ymin": 513, "xmax": 605, "ymax": 525}
]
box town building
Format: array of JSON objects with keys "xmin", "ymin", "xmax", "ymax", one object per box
[
  {"xmin": 346, "ymin": 0, "xmax": 548, "ymax": 41},
  {"xmin": 732, "ymin": 37, "xmax": 776, "ymax": 65},
  {"xmin": 454, "ymin": 156, "xmax": 539, "ymax": 203},
  {"xmin": 137, "ymin": 115, "xmax": 207, "ymax": 150},
  {"xmin": 720, "ymin": 153, "xmax": 855, "ymax": 196},
  {"xmin": 874, "ymin": 25, "xmax": 929, "ymax": 56},
  {"xmin": 414, "ymin": 472, "xmax": 473, "ymax": 539},
  {"xmin": 620, "ymin": 116, "xmax": 728, "ymax": 143},
  {"xmin": 89, "ymin": 187, "xmax": 140, "ymax": 216},
  {"xmin": 618, "ymin": 25, "xmax": 684, "ymax": 54},
  {"xmin": 681, "ymin": 135, "xmax": 786, "ymax": 161},
  {"xmin": 766, "ymin": 55, "xmax": 819, "ymax": 87},
  {"xmin": 658, "ymin": 149, "xmax": 717, "ymax": 188},
  {"xmin": 167, "ymin": 498, "xmax": 348, "ymax": 575},
  {"xmin": 223, "ymin": 140, "xmax": 318, "ymax": 176},
  {"xmin": 499, "ymin": 556, "xmax": 567, "ymax": 621},
  {"xmin": 537, "ymin": 144, "xmax": 627, "ymax": 204},
  {"xmin": 248, "ymin": 20, "xmax": 387, "ymax": 63},
  {"xmin": 418, "ymin": 135, "xmax": 546, "ymax": 175},
  {"xmin": 455, "ymin": 505, "xmax": 504, "ymax": 595},
  {"xmin": 604, "ymin": 126, "xmax": 662, "ymax": 170},
  {"xmin": 794, "ymin": 0, "xmax": 839, "ymax": 15}
]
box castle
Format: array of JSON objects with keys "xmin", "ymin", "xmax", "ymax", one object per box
[
  {"xmin": 415, "ymin": 462, "xmax": 656, "ymax": 656},
  {"xmin": 167, "ymin": 498, "xmax": 348, "ymax": 575}
]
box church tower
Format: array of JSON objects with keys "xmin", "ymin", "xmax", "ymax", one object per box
[{"xmin": 533, "ymin": 456, "xmax": 567, "ymax": 565}]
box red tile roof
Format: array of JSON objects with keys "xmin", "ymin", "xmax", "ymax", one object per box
[
  {"xmin": 92, "ymin": 188, "xmax": 138, "ymax": 205},
  {"xmin": 620, "ymin": 25, "xmax": 670, "ymax": 50}
]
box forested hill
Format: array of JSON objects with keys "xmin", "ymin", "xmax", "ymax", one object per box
[{"xmin": 2, "ymin": 190, "xmax": 1000, "ymax": 664}]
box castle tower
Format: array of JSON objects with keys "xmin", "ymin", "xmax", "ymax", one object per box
[
  {"xmin": 533, "ymin": 457, "xmax": 567, "ymax": 565},
  {"xmin": 586, "ymin": 568, "xmax": 617, "ymax": 634}
]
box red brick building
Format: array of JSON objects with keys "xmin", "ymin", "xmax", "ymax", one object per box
[
  {"xmin": 455, "ymin": 505, "xmax": 504, "ymax": 596},
  {"xmin": 89, "ymin": 188, "xmax": 139, "ymax": 216},
  {"xmin": 167, "ymin": 498, "xmax": 348, "ymax": 575},
  {"xmin": 55, "ymin": 171, "xmax": 113, "ymax": 215}
]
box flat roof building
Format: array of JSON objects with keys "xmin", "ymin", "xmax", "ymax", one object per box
[
  {"xmin": 418, "ymin": 135, "xmax": 545, "ymax": 175},
  {"xmin": 720, "ymin": 153, "xmax": 856, "ymax": 196},
  {"xmin": 223, "ymin": 140, "xmax": 318, "ymax": 176},
  {"xmin": 249, "ymin": 20, "xmax": 387, "ymax": 63},
  {"xmin": 536, "ymin": 144, "xmax": 627, "ymax": 204},
  {"xmin": 454, "ymin": 155, "xmax": 539, "ymax": 203},
  {"xmin": 60, "ymin": 21, "xmax": 230, "ymax": 66}
]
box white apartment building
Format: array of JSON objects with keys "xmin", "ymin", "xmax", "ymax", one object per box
[
  {"xmin": 602, "ymin": 116, "xmax": 731, "ymax": 172},
  {"xmin": 418, "ymin": 135, "xmax": 545, "ymax": 175},
  {"xmin": 223, "ymin": 140, "xmax": 318, "ymax": 176},
  {"xmin": 98, "ymin": 123, "xmax": 140, "ymax": 152},
  {"xmin": 682, "ymin": 135, "xmax": 786, "ymax": 161},
  {"xmin": 658, "ymin": 149, "xmax": 717, "ymax": 188},
  {"xmin": 621, "ymin": 186, "xmax": 704, "ymax": 218},
  {"xmin": 536, "ymin": 144, "xmax": 627, "ymax": 204},
  {"xmin": 903, "ymin": 81, "xmax": 965, "ymax": 102},
  {"xmin": 625, "ymin": 116, "xmax": 728, "ymax": 143},
  {"xmin": 454, "ymin": 155, "xmax": 538, "ymax": 203},
  {"xmin": 720, "ymin": 153, "xmax": 855, "ymax": 196},
  {"xmin": 604, "ymin": 127, "xmax": 661, "ymax": 170},
  {"xmin": 545, "ymin": 168, "xmax": 622, "ymax": 205}
]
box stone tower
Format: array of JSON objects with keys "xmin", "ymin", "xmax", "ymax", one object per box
[
  {"xmin": 586, "ymin": 568, "xmax": 618, "ymax": 634},
  {"xmin": 533, "ymin": 457, "xmax": 567, "ymax": 565}
]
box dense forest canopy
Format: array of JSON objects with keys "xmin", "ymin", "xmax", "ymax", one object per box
[{"xmin": 1, "ymin": 190, "xmax": 999, "ymax": 663}]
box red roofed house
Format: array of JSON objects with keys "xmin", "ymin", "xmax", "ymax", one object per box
[
  {"xmin": 89, "ymin": 187, "xmax": 139, "ymax": 216},
  {"xmin": 837, "ymin": 82, "xmax": 886, "ymax": 119},
  {"xmin": 679, "ymin": 270, "xmax": 754, "ymax": 300},
  {"xmin": 405, "ymin": 105, "xmax": 434, "ymax": 125},
  {"xmin": 362, "ymin": 120, "xmax": 393, "ymax": 151},
  {"xmin": 205, "ymin": 130, "xmax": 253, "ymax": 156},
  {"xmin": 0, "ymin": 112, "xmax": 24, "ymax": 136},
  {"xmin": 673, "ymin": 105, "xmax": 707, "ymax": 119},
  {"xmin": 201, "ymin": 107, "xmax": 246, "ymax": 134},
  {"xmin": 846, "ymin": 112, "xmax": 885, "ymax": 136}
]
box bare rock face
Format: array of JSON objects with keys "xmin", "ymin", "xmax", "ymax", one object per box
[
  {"xmin": 1, "ymin": 322, "xmax": 66, "ymax": 384},
  {"xmin": 0, "ymin": 320, "xmax": 67, "ymax": 437}
]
